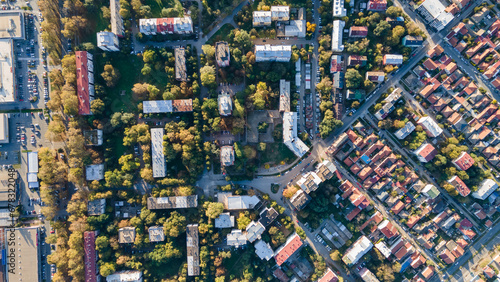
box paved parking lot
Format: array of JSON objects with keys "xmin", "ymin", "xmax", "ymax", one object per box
[{"xmin": 0, "ymin": 2, "xmax": 56, "ymax": 280}]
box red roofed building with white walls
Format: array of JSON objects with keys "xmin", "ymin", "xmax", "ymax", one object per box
[
  {"xmin": 274, "ymin": 233, "xmax": 303, "ymax": 266},
  {"xmin": 76, "ymin": 51, "xmax": 95, "ymax": 115}
]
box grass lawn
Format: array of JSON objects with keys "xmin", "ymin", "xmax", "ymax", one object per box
[
  {"xmin": 260, "ymin": 142, "xmax": 296, "ymax": 167},
  {"xmin": 83, "ymin": 7, "xmax": 109, "ymax": 45},
  {"xmin": 100, "ymin": 53, "xmax": 143, "ymax": 158},
  {"xmin": 107, "ymin": 54, "xmax": 142, "ymax": 113},
  {"xmin": 206, "ymin": 23, "xmax": 234, "ymax": 45},
  {"xmin": 144, "ymin": 0, "xmax": 183, "ymax": 18},
  {"xmin": 225, "ymin": 247, "xmax": 253, "ymax": 277}
]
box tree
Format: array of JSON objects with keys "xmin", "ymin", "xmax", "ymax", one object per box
[
  {"xmin": 148, "ymin": 242, "xmax": 182, "ymax": 267},
  {"xmin": 163, "ymin": 211, "xmax": 187, "ymax": 237},
  {"xmin": 374, "ymin": 21, "xmax": 391, "ymax": 36},
  {"xmin": 283, "ymin": 186, "xmax": 299, "ymax": 198},
  {"xmin": 123, "ymin": 123, "xmax": 150, "ymax": 146},
  {"xmin": 205, "ymin": 202, "xmax": 224, "ymax": 219},
  {"xmin": 237, "ymin": 213, "xmax": 251, "ymax": 230},
  {"xmin": 100, "ymin": 262, "xmax": 116, "ymax": 277},
  {"xmin": 132, "ymin": 83, "xmax": 150, "ymax": 100},
  {"xmin": 316, "ymin": 77, "xmax": 333, "ymax": 95},
  {"xmin": 101, "ymin": 64, "xmax": 120, "ymax": 87},
  {"xmin": 386, "ymin": 6, "xmax": 403, "ymax": 18},
  {"xmin": 345, "ymin": 69, "xmax": 363, "ymax": 88},
  {"xmin": 90, "ymin": 99, "xmax": 105, "ymax": 115},
  {"xmin": 201, "ymin": 45, "xmax": 215, "ymax": 60},
  {"xmin": 320, "ymin": 110, "xmax": 343, "ymax": 138},
  {"xmin": 61, "ymin": 90, "xmax": 79, "ymax": 116},
  {"xmin": 233, "ymin": 29, "xmax": 253, "ymax": 51},
  {"xmin": 200, "ymin": 65, "xmax": 216, "ymax": 88},
  {"xmin": 101, "ymin": 6, "xmax": 111, "ymax": 19}
]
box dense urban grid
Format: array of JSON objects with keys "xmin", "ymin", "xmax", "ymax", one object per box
[{"xmin": 0, "ymin": 0, "xmax": 499, "ymax": 281}]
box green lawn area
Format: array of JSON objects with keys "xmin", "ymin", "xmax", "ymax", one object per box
[
  {"xmin": 83, "ymin": 7, "xmax": 109, "ymax": 45},
  {"xmin": 206, "ymin": 23, "xmax": 234, "ymax": 45},
  {"xmin": 260, "ymin": 142, "xmax": 296, "ymax": 167},
  {"xmin": 107, "ymin": 54, "xmax": 142, "ymax": 113},
  {"xmin": 100, "ymin": 53, "xmax": 143, "ymax": 158},
  {"xmin": 144, "ymin": 0, "xmax": 183, "ymax": 18}
]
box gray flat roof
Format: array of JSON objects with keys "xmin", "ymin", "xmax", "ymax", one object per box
[
  {"xmin": 0, "ymin": 12, "xmax": 24, "ymax": 39},
  {"xmin": 7, "ymin": 227, "xmax": 39, "ymax": 282}
]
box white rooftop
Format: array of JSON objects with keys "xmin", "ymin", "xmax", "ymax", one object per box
[
  {"xmin": 418, "ymin": 116, "xmax": 443, "ymax": 137},
  {"xmin": 333, "ymin": 0, "xmax": 347, "ymax": 17},
  {"xmin": 283, "ymin": 112, "xmax": 309, "ymax": 158},
  {"xmin": 27, "ymin": 151, "xmax": 38, "ymax": 173},
  {"xmin": 218, "ymin": 192, "xmax": 260, "ymax": 210},
  {"xmin": 220, "ymin": 145, "xmax": 235, "ymax": 166},
  {"xmin": 151, "ymin": 128, "xmax": 166, "ymax": 178},
  {"xmin": 472, "ymin": 178, "xmax": 498, "ymax": 200},
  {"xmin": 227, "ymin": 229, "xmax": 247, "ymax": 247},
  {"xmin": 245, "ymin": 221, "xmax": 265, "ymax": 243},
  {"xmin": 0, "ymin": 113, "xmax": 8, "ymax": 143},
  {"xmin": 255, "ymin": 239, "xmax": 274, "ymax": 260},
  {"xmin": 342, "ymin": 235, "xmax": 373, "ymax": 265},
  {"xmin": 218, "ymin": 92, "xmax": 232, "ymax": 116},
  {"xmin": 253, "ymin": 11, "xmax": 271, "ymax": 26},
  {"xmin": 0, "ymin": 39, "xmax": 15, "ymax": 103},
  {"xmin": 215, "ymin": 212, "xmax": 234, "ymax": 228},
  {"xmin": 285, "ymin": 20, "xmax": 306, "ymax": 38},
  {"xmin": 332, "ymin": 20, "xmax": 345, "ymax": 52},
  {"xmin": 279, "ymin": 79, "xmax": 290, "ymax": 112},
  {"xmin": 97, "ymin": 31, "xmax": 119, "ymax": 50},
  {"xmin": 107, "ymin": 270, "xmax": 143, "ymax": 282},
  {"xmin": 255, "ymin": 45, "xmax": 292, "ymax": 62},
  {"xmin": 86, "ymin": 164, "xmax": 105, "ymax": 181}
]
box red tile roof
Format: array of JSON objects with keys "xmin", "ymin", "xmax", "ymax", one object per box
[
  {"xmin": 349, "ymin": 26, "xmax": 368, "ymax": 37},
  {"xmin": 318, "ymin": 268, "xmax": 339, "ymax": 282},
  {"xmin": 459, "ymin": 227, "xmax": 476, "ymax": 239},
  {"xmin": 411, "ymin": 252, "xmax": 426, "ymax": 269},
  {"xmin": 452, "ymin": 152, "xmax": 475, "ymax": 171},
  {"xmin": 451, "ymin": 244, "xmax": 465, "ymax": 258},
  {"xmin": 427, "ymin": 45, "xmax": 444, "ymax": 57},
  {"xmin": 75, "ymin": 51, "xmax": 93, "ymax": 115},
  {"xmin": 346, "ymin": 207, "xmax": 362, "ymax": 221},
  {"xmin": 423, "ymin": 58, "xmax": 438, "ymax": 70},
  {"xmin": 456, "ymin": 238, "xmax": 468, "ymax": 248},
  {"xmin": 484, "ymin": 266, "xmax": 495, "ymax": 279},
  {"xmin": 448, "ymin": 175, "xmax": 471, "ymax": 197},
  {"xmin": 460, "ymin": 218, "xmax": 473, "ymax": 229},
  {"xmin": 421, "ymin": 266, "xmax": 435, "ymax": 280},
  {"xmin": 391, "ymin": 201, "xmax": 405, "ymax": 215},
  {"xmin": 420, "ymin": 84, "xmax": 435, "ymax": 98},
  {"xmin": 492, "ymin": 78, "xmax": 500, "ymax": 90},
  {"xmin": 378, "ymin": 220, "xmax": 399, "ymax": 239},
  {"xmin": 84, "ymin": 231, "xmax": 99, "ymax": 282},
  {"xmin": 455, "ymin": 41, "xmax": 467, "ymax": 52},
  {"xmin": 440, "ymin": 249, "xmax": 456, "ymax": 264},
  {"xmin": 394, "ymin": 245, "xmax": 409, "ymax": 260},
  {"xmin": 274, "ymin": 234, "xmax": 303, "ymax": 266}
]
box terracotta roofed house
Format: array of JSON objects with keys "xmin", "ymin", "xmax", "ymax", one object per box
[
  {"xmin": 423, "ymin": 58, "xmax": 438, "ymax": 70},
  {"xmin": 440, "ymin": 249, "xmax": 456, "ymax": 264},
  {"xmin": 427, "ymin": 45, "xmax": 444, "ymax": 57},
  {"xmin": 367, "ymin": 0, "xmax": 387, "ymax": 11},
  {"xmin": 414, "ymin": 143, "xmax": 438, "ymax": 163},
  {"xmin": 317, "ymin": 268, "xmax": 339, "ymax": 282},
  {"xmin": 378, "ymin": 219, "xmax": 399, "ymax": 239},
  {"xmin": 349, "ymin": 26, "xmax": 368, "ymax": 37},
  {"xmin": 452, "ymin": 151, "xmax": 475, "ymax": 171},
  {"xmin": 448, "ymin": 175, "xmax": 471, "ymax": 197},
  {"xmin": 274, "ymin": 233, "xmax": 303, "ymax": 266}
]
